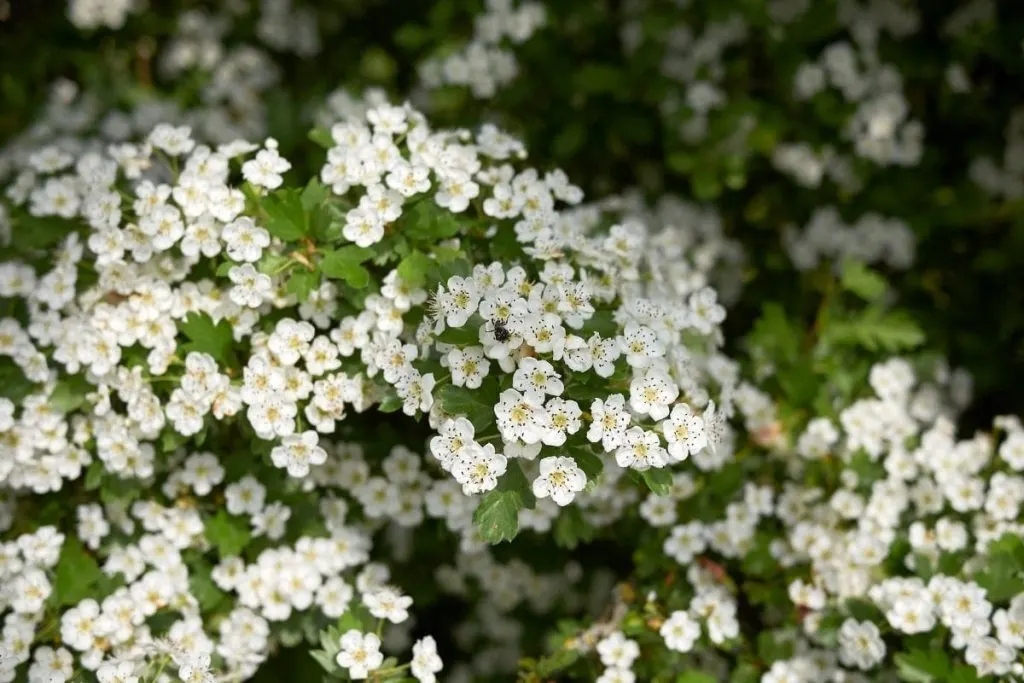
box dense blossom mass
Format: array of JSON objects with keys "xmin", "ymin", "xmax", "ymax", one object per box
[
  {"xmin": 0, "ymin": 81, "xmax": 742, "ymax": 680},
  {"xmin": 0, "ymin": 0, "xmax": 1023, "ymax": 682}
]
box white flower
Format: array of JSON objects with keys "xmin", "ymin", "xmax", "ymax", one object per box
[
  {"xmin": 247, "ymin": 398, "xmax": 298, "ymax": 439},
  {"xmin": 229, "ymin": 263, "xmax": 274, "ymax": 308},
  {"xmin": 28, "ymin": 646, "xmax": 73, "ymax": 683},
  {"xmin": 542, "ymin": 397, "xmax": 582, "ymax": 447},
  {"xmin": 587, "ymin": 394, "xmax": 631, "ymax": 452},
  {"xmin": 662, "ymin": 403, "xmax": 706, "ymax": 461},
  {"xmin": 363, "ymin": 586, "xmax": 413, "ymax": 624},
  {"xmin": 268, "ymin": 318, "xmax": 316, "ymax": 366},
  {"xmin": 148, "ymin": 123, "xmax": 195, "ymax": 156},
  {"xmin": 411, "ymin": 635, "xmax": 443, "ymax": 683},
  {"xmin": 222, "ymin": 217, "xmax": 270, "ymax": 263},
  {"xmin": 512, "ymin": 357, "xmax": 563, "ymax": 398},
  {"xmin": 435, "ymin": 276, "xmax": 481, "ymax": 328},
  {"xmin": 596, "ymin": 631, "xmax": 639, "ymax": 669},
  {"xmin": 181, "ymin": 452, "xmax": 225, "ymax": 495},
  {"xmin": 620, "ymin": 322, "xmax": 664, "ymax": 369},
  {"xmin": 225, "ymin": 475, "xmax": 267, "ymax": 515},
  {"xmin": 838, "ymin": 619, "xmax": 886, "ymax": 670},
  {"xmin": 886, "ymin": 596, "xmax": 936, "ymax": 634},
  {"xmin": 96, "ymin": 661, "xmax": 139, "ymax": 683},
  {"xmin": 660, "ymin": 611, "xmax": 700, "ymax": 653},
  {"xmin": 966, "ymin": 636, "xmax": 1015, "ymax": 677},
  {"xmin": 448, "ymin": 346, "xmax": 490, "ymax": 389},
  {"xmin": 335, "ymin": 630, "xmax": 384, "ymax": 680},
  {"xmin": 343, "ymin": 207, "xmax": 385, "ymax": 247},
  {"xmin": 452, "ymin": 442, "xmax": 507, "ymax": 495},
  {"xmin": 596, "ymin": 668, "xmax": 636, "ymax": 683},
  {"xmin": 615, "ymin": 426, "xmax": 668, "ymax": 471},
  {"xmin": 429, "ymin": 417, "xmax": 477, "ymax": 472},
  {"xmin": 532, "ymin": 456, "xmax": 587, "ymax": 506},
  {"xmin": 270, "ymin": 430, "xmax": 327, "ymax": 477},
  {"xmin": 687, "ymin": 287, "xmax": 726, "ymax": 334},
  {"xmin": 242, "ymin": 147, "xmax": 291, "ymax": 189},
  {"xmin": 317, "ymin": 576, "xmax": 355, "ymax": 618},
  {"xmin": 11, "ymin": 568, "xmax": 52, "ymax": 613},
  {"xmin": 629, "ymin": 369, "xmax": 679, "ymax": 421},
  {"xmin": 494, "ymin": 388, "xmax": 552, "ymax": 445}
]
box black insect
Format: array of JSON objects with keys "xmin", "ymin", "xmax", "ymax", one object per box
[{"xmin": 489, "ymin": 318, "xmax": 511, "ymax": 343}]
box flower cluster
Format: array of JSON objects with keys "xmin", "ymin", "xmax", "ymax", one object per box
[
  {"xmin": 5, "ymin": 1, "xmax": 1024, "ymax": 682},
  {"xmin": 0, "ymin": 74, "xmax": 741, "ymax": 680},
  {"xmin": 417, "ymin": 0, "xmax": 546, "ymax": 99}
]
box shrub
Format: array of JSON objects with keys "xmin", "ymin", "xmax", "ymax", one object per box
[{"xmin": 2, "ymin": 2, "xmax": 1024, "ymax": 683}]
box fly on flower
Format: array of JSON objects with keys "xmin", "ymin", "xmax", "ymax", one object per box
[{"xmin": 486, "ymin": 317, "xmax": 511, "ymax": 343}]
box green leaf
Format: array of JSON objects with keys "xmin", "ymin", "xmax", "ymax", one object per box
[
  {"xmin": 394, "ymin": 23, "xmax": 430, "ymax": 49},
  {"xmin": 573, "ymin": 63, "xmax": 624, "ymax": 95},
  {"xmin": 319, "ymin": 626, "xmax": 342, "ymax": 658},
  {"xmin": 301, "ymin": 178, "xmax": 328, "ymax": 212},
  {"xmin": 84, "ymin": 462, "xmax": 105, "ymax": 491},
  {"xmin": 435, "ymin": 325, "xmax": 479, "ymax": 346},
  {"xmin": 641, "ymin": 468, "xmax": 673, "ymax": 496},
  {"xmin": 824, "ymin": 307, "xmax": 925, "ymax": 352},
  {"xmin": 691, "ymin": 169, "xmax": 722, "ymax": 200},
  {"xmin": 396, "ymin": 250, "xmax": 433, "ymax": 288},
  {"xmin": 554, "ymin": 506, "xmax": 595, "ymax": 549},
  {"xmin": 840, "ymin": 260, "xmax": 888, "ymax": 302},
  {"xmin": 729, "ymin": 663, "xmax": 761, "ymax": 683},
  {"xmin": 437, "ymin": 382, "xmax": 497, "ymax": 432},
  {"xmin": 310, "ymin": 650, "xmax": 336, "ymax": 675},
  {"xmin": 10, "ymin": 214, "xmax": 77, "ymax": 251},
  {"xmin": 205, "ymin": 510, "xmax": 252, "ymax": 558},
  {"xmin": 777, "ymin": 363, "xmax": 818, "ymax": 406},
  {"xmin": 677, "ymin": 673, "xmax": 718, "ymax": 683},
  {"xmin": 287, "ymin": 268, "xmax": 320, "ymax": 302},
  {"xmin": 535, "ymin": 648, "xmax": 580, "ymax": 677},
  {"xmin": 668, "ymin": 152, "xmax": 696, "ymax": 174},
  {"xmin": 498, "ymin": 459, "xmax": 536, "ymax": 509},
  {"xmin": 308, "ymin": 127, "xmax": 334, "ymax": 150},
  {"xmin": 100, "ymin": 477, "xmax": 142, "ymax": 507},
  {"xmin": 747, "ymin": 302, "xmax": 801, "ymax": 363},
  {"xmin": 378, "ymin": 391, "xmax": 402, "ymax": 413},
  {"xmin": 913, "ymin": 553, "xmax": 935, "ymax": 580},
  {"xmin": 895, "ymin": 650, "xmax": 950, "ymax": 683},
  {"xmin": 360, "ymin": 46, "xmax": 396, "ymax": 82},
  {"xmin": 279, "ymin": 629, "xmax": 304, "ymax": 648},
  {"xmin": 567, "ymin": 444, "xmax": 604, "ymax": 481},
  {"xmin": 975, "ymin": 532, "xmax": 1024, "ymax": 600},
  {"xmin": 473, "ymin": 490, "xmax": 521, "ymax": 544},
  {"xmin": 553, "ymin": 122, "xmax": 587, "ymax": 159},
  {"xmin": 0, "ymin": 359, "xmax": 35, "ymax": 404},
  {"xmin": 337, "ymin": 605, "xmax": 372, "ymax": 633},
  {"xmin": 261, "ymin": 189, "xmax": 307, "ymax": 241},
  {"xmin": 487, "ymin": 224, "xmax": 523, "ymax": 263},
  {"xmin": 53, "ymin": 537, "xmax": 103, "ymax": 606},
  {"xmin": 161, "ymin": 427, "xmax": 190, "ymax": 453},
  {"xmin": 320, "ymin": 246, "xmax": 373, "ymax": 288},
  {"xmin": 581, "ymin": 310, "xmax": 618, "ymax": 338},
  {"xmin": 258, "ymin": 252, "xmax": 292, "ymax": 276},
  {"xmin": 757, "ymin": 630, "xmax": 794, "ymax": 664},
  {"xmin": 48, "ymin": 375, "xmax": 91, "ymax": 413},
  {"xmin": 432, "ymin": 244, "xmax": 464, "ymax": 264},
  {"xmin": 189, "ymin": 562, "xmax": 228, "ymax": 612},
  {"xmin": 473, "ymin": 460, "xmax": 537, "ymax": 544},
  {"xmin": 741, "ymin": 532, "xmax": 779, "ymax": 578},
  {"xmin": 179, "ymin": 313, "xmax": 235, "ymax": 367},
  {"xmin": 948, "ymin": 665, "xmax": 983, "ymax": 683},
  {"xmin": 403, "ymin": 201, "xmax": 462, "ymax": 241}
]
